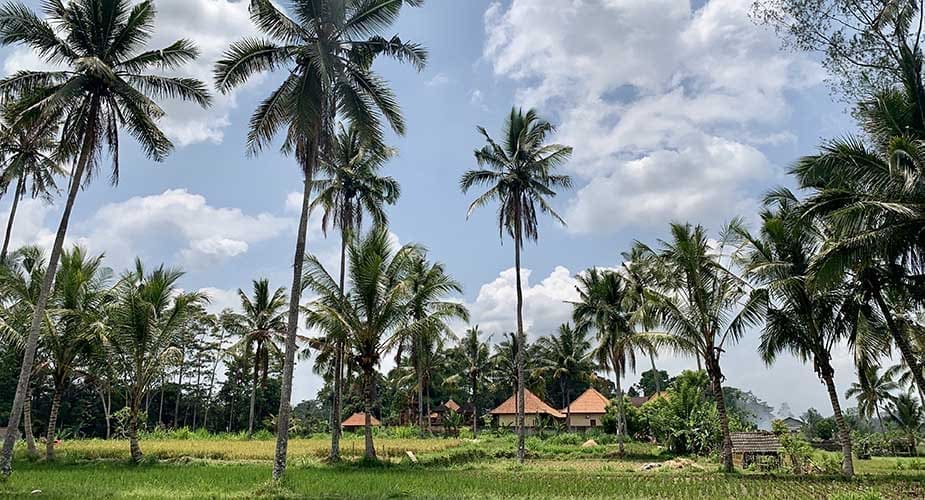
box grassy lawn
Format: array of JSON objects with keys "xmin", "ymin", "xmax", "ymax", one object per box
[{"xmin": 0, "ymin": 438, "xmax": 923, "ymax": 498}]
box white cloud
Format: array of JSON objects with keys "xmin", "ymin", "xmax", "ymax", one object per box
[
  {"xmin": 425, "ymin": 72, "xmax": 451, "ymax": 87},
  {"xmin": 198, "ymin": 286, "xmax": 241, "ymax": 315},
  {"xmin": 483, "ymin": 0, "xmax": 823, "ymax": 233},
  {"xmin": 2, "ymin": 0, "xmax": 261, "ymax": 146}
]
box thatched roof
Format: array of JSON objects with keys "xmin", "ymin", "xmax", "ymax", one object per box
[
  {"xmin": 341, "ymin": 412, "xmax": 380, "ymax": 427},
  {"xmin": 490, "ymin": 389, "xmax": 564, "ymax": 418},
  {"xmin": 562, "ymin": 388, "xmax": 609, "ymax": 414},
  {"xmin": 730, "ymin": 432, "xmax": 781, "ymax": 453}
]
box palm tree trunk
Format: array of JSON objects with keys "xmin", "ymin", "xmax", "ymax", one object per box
[
  {"xmin": 615, "ymin": 372, "xmax": 625, "ymax": 457},
  {"xmin": 0, "ymin": 104, "xmax": 98, "ymax": 477},
  {"xmin": 1, "ymin": 175, "xmax": 24, "ymax": 263},
  {"xmin": 472, "ymin": 382, "xmax": 478, "ymax": 438},
  {"xmin": 158, "ymin": 376, "xmax": 165, "ymax": 426},
  {"xmin": 705, "ymin": 351, "xmax": 733, "ymax": 472},
  {"xmin": 128, "ymin": 401, "xmax": 143, "ymax": 463},
  {"xmin": 649, "ymin": 350, "xmax": 660, "ymax": 395},
  {"xmin": 248, "ymin": 355, "xmax": 259, "ymax": 438},
  {"xmin": 821, "ymin": 362, "xmax": 854, "ymax": 476},
  {"xmin": 101, "ymin": 386, "xmax": 112, "ymax": 440},
  {"xmin": 418, "ymin": 357, "xmax": 425, "ymax": 436},
  {"xmin": 203, "ymin": 328, "xmax": 226, "ymax": 431},
  {"xmin": 174, "ymin": 355, "xmax": 185, "ymax": 429},
  {"xmin": 272, "ymin": 154, "xmax": 315, "ymax": 481},
  {"xmin": 330, "ymin": 230, "xmax": 348, "ymax": 459},
  {"xmin": 45, "ymin": 387, "xmax": 62, "ymax": 460},
  {"xmin": 873, "ymin": 289, "xmax": 925, "ymax": 402},
  {"xmin": 363, "ymin": 369, "xmax": 377, "ymax": 460},
  {"xmin": 876, "ymin": 406, "xmax": 884, "ymax": 432},
  {"xmin": 23, "ymin": 383, "xmax": 37, "ymax": 459},
  {"xmin": 513, "ymin": 214, "xmax": 526, "ymax": 463}
]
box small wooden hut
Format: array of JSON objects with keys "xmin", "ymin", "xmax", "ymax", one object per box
[{"xmin": 730, "ymin": 432, "xmax": 781, "ymax": 469}]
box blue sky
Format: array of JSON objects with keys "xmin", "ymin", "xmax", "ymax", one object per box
[{"xmin": 1, "ymin": 0, "xmax": 864, "ymax": 416}]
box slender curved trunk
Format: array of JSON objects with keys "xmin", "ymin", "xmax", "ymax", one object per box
[
  {"xmin": 272, "ymin": 153, "xmax": 315, "ymax": 481},
  {"xmin": 513, "ymin": 208, "xmax": 526, "ymax": 463},
  {"xmin": 248, "ymin": 351, "xmax": 259, "ymax": 438},
  {"xmin": 1, "ymin": 104, "xmax": 98, "ymax": 477},
  {"xmin": 820, "ymin": 359, "xmax": 854, "ymax": 476},
  {"xmin": 101, "ymin": 386, "xmax": 112, "ymax": 440},
  {"xmin": 1, "ymin": 175, "xmax": 24, "ymax": 263},
  {"xmin": 174, "ymin": 355, "xmax": 185, "ymax": 429},
  {"xmin": 705, "ymin": 351, "xmax": 733, "ymax": 472},
  {"xmin": 615, "ymin": 371, "xmax": 625, "ymax": 457},
  {"xmin": 23, "ymin": 384, "xmax": 36, "ymax": 459},
  {"xmin": 45, "ymin": 387, "xmax": 62, "ymax": 460},
  {"xmin": 873, "ymin": 289, "xmax": 925, "ymax": 402},
  {"xmin": 330, "ymin": 230, "xmax": 348, "ymax": 459},
  {"xmin": 363, "ymin": 369, "xmax": 376, "ymax": 460}
]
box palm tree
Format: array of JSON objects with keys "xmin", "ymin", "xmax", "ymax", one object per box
[
  {"xmin": 846, "ymin": 364, "xmax": 900, "ymax": 430},
  {"xmin": 0, "ymin": 0, "xmax": 210, "ymax": 475},
  {"xmin": 223, "ymin": 279, "xmax": 288, "ymax": 438},
  {"xmin": 572, "ymin": 267, "xmax": 655, "ymax": 456},
  {"xmin": 311, "ymin": 122, "xmax": 400, "ymax": 453},
  {"xmin": 43, "ymin": 246, "xmax": 111, "ymax": 460},
  {"xmin": 0, "ymin": 107, "xmax": 64, "ymax": 263},
  {"xmin": 455, "ymin": 326, "xmax": 491, "ymax": 436},
  {"xmin": 634, "ymin": 223, "xmax": 761, "ymax": 472},
  {"xmin": 731, "ymin": 190, "xmax": 858, "ymax": 476},
  {"xmin": 102, "ymin": 260, "xmax": 207, "ymax": 462},
  {"xmin": 397, "ymin": 253, "xmax": 468, "ymax": 435},
  {"xmin": 888, "ymin": 391, "xmax": 924, "ymax": 453},
  {"xmin": 460, "ymin": 107, "xmax": 572, "ymax": 462},
  {"xmin": 536, "ymin": 323, "xmax": 594, "ymax": 433},
  {"xmin": 302, "ymin": 227, "xmax": 418, "ymax": 460},
  {"xmin": 214, "ymin": 0, "xmax": 425, "ymax": 474}
]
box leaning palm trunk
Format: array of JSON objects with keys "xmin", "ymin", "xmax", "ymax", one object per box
[
  {"xmin": 272, "ymin": 154, "xmax": 315, "ymax": 481},
  {"xmin": 705, "ymin": 351, "xmax": 733, "ymax": 472},
  {"xmin": 873, "ymin": 290, "xmax": 925, "ymax": 402},
  {"xmin": 1, "ymin": 108, "xmax": 98, "ymax": 476},
  {"xmin": 45, "ymin": 387, "xmax": 62, "ymax": 460},
  {"xmin": 1, "ymin": 176, "xmax": 24, "ymax": 263},
  {"xmin": 513, "ymin": 228, "xmax": 526, "ymax": 463},
  {"xmin": 363, "ymin": 369, "xmax": 376, "ymax": 460},
  {"xmin": 820, "ymin": 359, "xmax": 854, "ymax": 476},
  {"xmin": 23, "ymin": 384, "xmax": 37, "ymax": 459}
]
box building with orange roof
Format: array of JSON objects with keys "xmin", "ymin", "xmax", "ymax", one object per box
[
  {"xmin": 341, "ymin": 412, "xmax": 380, "ymax": 432},
  {"xmin": 561, "ymin": 387, "xmax": 611, "ymax": 430},
  {"xmin": 489, "ymin": 389, "xmax": 564, "ymax": 428}
]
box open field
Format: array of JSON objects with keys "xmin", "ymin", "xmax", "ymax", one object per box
[{"xmin": 1, "ymin": 438, "xmax": 924, "ymax": 499}]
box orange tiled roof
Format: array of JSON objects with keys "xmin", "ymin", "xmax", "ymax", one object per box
[
  {"xmin": 341, "ymin": 412, "xmax": 380, "ymax": 427},
  {"xmin": 444, "ymin": 399, "xmax": 461, "ymax": 412},
  {"xmin": 490, "ymin": 389, "xmax": 564, "ymax": 418},
  {"xmin": 562, "ymin": 387, "xmax": 610, "ymax": 414}
]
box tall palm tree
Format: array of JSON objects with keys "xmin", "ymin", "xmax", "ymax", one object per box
[
  {"xmin": 102, "ymin": 260, "xmax": 206, "ymax": 462},
  {"xmin": 456, "ymin": 326, "xmax": 491, "ymax": 436},
  {"xmin": 0, "ymin": 0, "xmax": 210, "ymax": 475},
  {"xmin": 396, "ymin": 253, "xmax": 468, "ymax": 435},
  {"xmin": 302, "ymin": 227, "xmax": 418, "ymax": 460},
  {"xmin": 0, "ymin": 107, "xmax": 63, "ymax": 263},
  {"xmin": 731, "ymin": 190, "xmax": 858, "ymax": 476},
  {"xmin": 846, "ymin": 364, "xmax": 900, "ymax": 430},
  {"xmin": 460, "ymin": 107, "xmax": 572, "ymax": 462},
  {"xmin": 536, "ymin": 323, "xmax": 594, "ymax": 433},
  {"xmin": 214, "ymin": 0, "xmax": 425, "ymax": 474},
  {"xmin": 634, "ymin": 223, "xmax": 761, "ymax": 472},
  {"xmin": 43, "ymin": 246, "xmax": 111, "ymax": 460},
  {"xmin": 311, "ymin": 122, "xmax": 399, "ymax": 452},
  {"xmin": 224, "ymin": 279, "xmax": 288, "ymax": 438}
]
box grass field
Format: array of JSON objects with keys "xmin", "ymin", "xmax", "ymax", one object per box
[{"xmin": 1, "ymin": 437, "xmax": 924, "ymax": 498}]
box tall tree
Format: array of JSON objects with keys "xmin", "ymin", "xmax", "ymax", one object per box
[
  {"xmin": 846, "ymin": 364, "xmax": 900, "ymax": 430},
  {"xmin": 214, "ymin": 0, "xmax": 425, "ymax": 476},
  {"xmin": 0, "ymin": 0, "xmax": 210, "ymax": 476},
  {"xmin": 634, "ymin": 223, "xmax": 761, "ymax": 472},
  {"xmin": 460, "ymin": 107, "xmax": 572, "ymax": 463},
  {"xmin": 302, "ymin": 227, "xmax": 419, "ymax": 460},
  {"xmin": 452, "ymin": 326, "xmax": 491, "ymax": 436},
  {"xmin": 311, "ymin": 122, "xmax": 399, "ymax": 453},
  {"xmin": 731, "ymin": 190, "xmax": 858, "ymax": 476},
  {"xmin": 224, "ymin": 279, "xmax": 288, "ymax": 437},
  {"xmin": 536, "ymin": 323, "xmax": 594, "ymax": 433},
  {"xmin": 102, "ymin": 260, "xmax": 206, "ymax": 462}
]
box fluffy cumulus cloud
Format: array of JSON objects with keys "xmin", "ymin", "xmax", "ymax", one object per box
[
  {"xmin": 2, "ymin": 0, "xmax": 261, "ymax": 146},
  {"xmin": 483, "ymin": 0, "xmax": 823, "ymax": 233}
]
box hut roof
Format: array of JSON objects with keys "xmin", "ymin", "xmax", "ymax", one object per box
[
  {"xmin": 562, "ymin": 388, "xmax": 609, "ymax": 414},
  {"xmin": 490, "ymin": 389, "xmax": 564, "ymax": 418},
  {"xmin": 341, "ymin": 412, "xmax": 380, "ymax": 427},
  {"xmin": 730, "ymin": 432, "xmax": 781, "ymax": 453}
]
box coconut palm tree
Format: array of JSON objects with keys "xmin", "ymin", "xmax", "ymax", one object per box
[
  {"xmin": 43, "ymin": 246, "xmax": 111, "ymax": 460},
  {"xmin": 888, "ymin": 391, "xmax": 924, "ymax": 453},
  {"xmin": 634, "ymin": 223, "xmax": 762, "ymax": 472},
  {"xmin": 846, "ymin": 364, "xmax": 900, "ymax": 430},
  {"xmin": 0, "ymin": 0, "xmax": 211, "ymax": 475},
  {"xmin": 214, "ymin": 0, "xmax": 425, "ymax": 473},
  {"xmin": 731, "ymin": 190, "xmax": 858, "ymax": 476},
  {"xmin": 310, "ymin": 122, "xmax": 400, "ymax": 450},
  {"xmin": 302, "ymin": 227, "xmax": 419, "ymax": 460},
  {"xmin": 460, "ymin": 107, "xmax": 572, "ymax": 462},
  {"xmin": 454, "ymin": 326, "xmax": 491, "ymax": 436},
  {"xmin": 0, "ymin": 107, "xmax": 64, "ymax": 263},
  {"xmin": 223, "ymin": 279, "xmax": 288, "ymax": 438},
  {"xmin": 535, "ymin": 323, "xmax": 594, "ymax": 433},
  {"xmin": 102, "ymin": 260, "xmax": 207, "ymax": 462}
]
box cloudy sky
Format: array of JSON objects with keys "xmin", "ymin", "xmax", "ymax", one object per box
[{"xmin": 2, "ymin": 0, "xmax": 863, "ymax": 416}]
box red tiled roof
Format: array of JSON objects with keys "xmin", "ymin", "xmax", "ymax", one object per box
[
  {"xmin": 629, "ymin": 396, "xmax": 649, "ymax": 407},
  {"xmin": 562, "ymin": 388, "xmax": 610, "ymax": 414},
  {"xmin": 490, "ymin": 389, "xmax": 564, "ymax": 418},
  {"xmin": 341, "ymin": 412, "xmax": 380, "ymax": 427}
]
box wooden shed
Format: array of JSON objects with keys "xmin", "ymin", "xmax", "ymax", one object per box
[{"xmin": 730, "ymin": 432, "xmax": 781, "ymax": 469}]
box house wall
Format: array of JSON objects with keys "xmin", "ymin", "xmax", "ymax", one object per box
[
  {"xmin": 566, "ymin": 413, "xmax": 605, "ymax": 429},
  {"xmin": 496, "ymin": 414, "xmax": 558, "ymax": 428}
]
